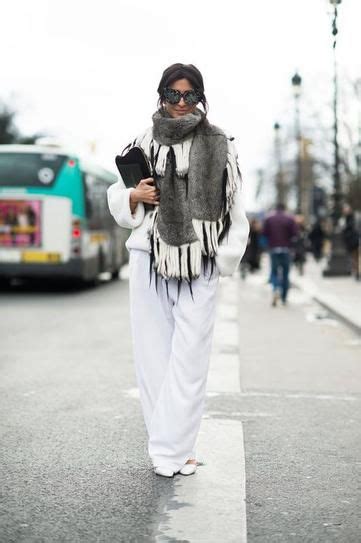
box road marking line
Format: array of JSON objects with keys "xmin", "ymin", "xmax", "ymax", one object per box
[
  {"xmin": 123, "ymin": 387, "xmax": 140, "ymax": 398},
  {"xmin": 238, "ymin": 391, "xmax": 359, "ymax": 401},
  {"xmin": 155, "ymin": 419, "xmax": 247, "ymax": 543},
  {"xmin": 206, "ymin": 410, "xmax": 278, "ymax": 418},
  {"xmin": 156, "ymin": 276, "xmax": 248, "ymax": 543}
]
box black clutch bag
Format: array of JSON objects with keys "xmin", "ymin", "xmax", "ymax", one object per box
[{"xmin": 115, "ymin": 146, "xmax": 152, "ymax": 189}]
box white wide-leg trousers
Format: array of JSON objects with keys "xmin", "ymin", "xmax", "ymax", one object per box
[{"xmin": 128, "ymin": 249, "xmax": 219, "ymax": 472}]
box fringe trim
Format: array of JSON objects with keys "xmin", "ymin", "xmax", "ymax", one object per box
[
  {"xmin": 135, "ymin": 127, "xmax": 153, "ymax": 158},
  {"xmin": 139, "ymin": 131, "xmax": 241, "ymax": 279},
  {"xmin": 149, "ymin": 211, "xmax": 226, "ymax": 281},
  {"xmin": 153, "ymin": 140, "xmax": 193, "ymax": 178},
  {"xmin": 154, "ymin": 145, "xmax": 169, "ymax": 176},
  {"xmin": 136, "ymin": 128, "xmax": 193, "ymax": 178},
  {"xmin": 149, "ymin": 208, "xmax": 202, "ymax": 280},
  {"xmin": 224, "ymin": 139, "xmax": 239, "ymax": 216},
  {"xmin": 133, "ymin": 131, "xmax": 239, "ymax": 220},
  {"xmin": 192, "ymin": 218, "xmax": 223, "ymax": 257},
  {"xmin": 172, "ymin": 138, "xmax": 193, "ymax": 177}
]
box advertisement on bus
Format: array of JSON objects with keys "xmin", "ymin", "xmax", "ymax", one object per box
[{"xmin": 0, "ymin": 200, "xmax": 42, "ymax": 248}]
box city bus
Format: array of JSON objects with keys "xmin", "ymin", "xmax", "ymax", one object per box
[{"xmin": 0, "ymin": 144, "xmax": 129, "ymax": 284}]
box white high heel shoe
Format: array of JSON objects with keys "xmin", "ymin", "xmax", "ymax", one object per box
[
  {"xmin": 179, "ymin": 462, "xmax": 197, "ymax": 475},
  {"xmin": 154, "ymin": 466, "xmax": 174, "ymax": 477}
]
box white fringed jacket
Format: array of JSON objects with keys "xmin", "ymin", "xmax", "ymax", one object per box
[{"xmin": 107, "ymin": 133, "xmax": 250, "ymax": 277}]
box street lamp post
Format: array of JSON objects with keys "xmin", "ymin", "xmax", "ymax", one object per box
[
  {"xmin": 354, "ymin": 79, "xmax": 361, "ymax": 280},
  {"xmin": 323, "ymin": 0, "xmax": 351, "ymax": 276},
  {"xmin": 356, "ymin": 79, "xmax": 361, "ymax": 187},
  {"xmin": 273, "ymin": 122, "xmax": 286, "ymax": 205},
  {"xmin": 291, "ymin": 71, "xmax": 302, "ymax": 214}
]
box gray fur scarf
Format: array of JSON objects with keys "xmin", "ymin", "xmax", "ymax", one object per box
[{"xmin": 133, "ymin": 106, "xmax": 239, "ymax": 284}]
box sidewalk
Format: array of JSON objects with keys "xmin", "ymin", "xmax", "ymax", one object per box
[{"xmin": 291, "ymin": 258, "xmax": 361, "ymax": 335}]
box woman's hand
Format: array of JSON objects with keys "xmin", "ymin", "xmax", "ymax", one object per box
[{"xmin": 129, "ymin": 178, "xmax": 160, "ymax": 214}]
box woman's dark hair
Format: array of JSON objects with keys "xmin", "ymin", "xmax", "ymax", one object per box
[{"xmin": 157, "ymin": 63, "xmax": 209, "ymax": 114}]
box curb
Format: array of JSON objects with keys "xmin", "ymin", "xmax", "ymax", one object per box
[
  {"xmin": 312, "ymin": 293, "xmax": 361, "ymax": 336},
  {"xmin": 291, "ymin": 275, "xmax": 361, "ymax": 336}
]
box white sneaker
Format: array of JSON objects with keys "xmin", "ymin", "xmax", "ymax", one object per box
[
  {"xmin": 179, "ymin": 462, "xmax": 197, "ymax": 476},
  {"xmin": 154, "ymin": 467, "xmax": 174, "ymax": 477}
]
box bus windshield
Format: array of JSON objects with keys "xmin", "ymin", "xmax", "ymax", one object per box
[{"xmin": 0, "ymin": 153, "xmax": 67, "ymax": 187}]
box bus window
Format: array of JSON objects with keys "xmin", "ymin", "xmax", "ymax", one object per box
[
  {"xmin": 0, "ymin": 153, "xmax": 67, "ymax": 187},
  {"xmin": 84, "ymin": 174, "xmax": 112, "ymax": 229}
]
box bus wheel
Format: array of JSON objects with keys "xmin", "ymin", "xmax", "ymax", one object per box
[
  {"xmin": 97, "ymin": 248, "xmax": 108, "ymax": 276},
  {"xmin": 111, "ymin": 268, "xmax": 120, "ymax": 280},
  {"xmin": 0, "ymin": 277, "xmax": 11, "ymax": 290},
  {"xmin": 83, "ymin": 275, "xmax": 100, "ymax": 288}
]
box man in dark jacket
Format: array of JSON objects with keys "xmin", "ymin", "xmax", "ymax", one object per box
[{"xmin": 262, "ymin": 203, "xmax": 298, "ymax": 306}]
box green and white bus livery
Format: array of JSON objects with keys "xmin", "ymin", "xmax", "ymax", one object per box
[{"xmin": 0, "ymin": 144, "xmax": 128, "ymax": 282}]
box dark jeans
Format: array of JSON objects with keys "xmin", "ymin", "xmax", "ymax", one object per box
[{"xmin": 270, "ymin": 250, "xmax": 291, "ymax": 301}]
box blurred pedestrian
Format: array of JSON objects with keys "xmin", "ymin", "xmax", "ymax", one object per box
[
  {"xmin": 262, "ymin": 202, "xmax": 298, "ymax": 306},
  {"xmin": 107, "ymin": 63, "xmax": 249, "ymax": 478},
  {"xmin": 342, "ymin": 203, "xmax": 359, "ymax": 278},
  {"xmin": 240, "ymin": 217, "xmax": 262, "ymax": 278},
  {"xmin": 293, "ymin": 214, "xmax": 308, "ymax": 276},
  {"xmin": 308, "ymin": 218, "xmax": 326, "ymax": 262}
]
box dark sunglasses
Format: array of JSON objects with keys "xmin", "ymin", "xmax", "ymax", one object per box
[{"xmin": 163, "ymin": 87, "xmax": 201, "ymax": 106}]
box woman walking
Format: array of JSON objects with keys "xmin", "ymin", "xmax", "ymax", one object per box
[{"xmin": 107, "ymin": 63, "xmax": 249, "ymax": 477}]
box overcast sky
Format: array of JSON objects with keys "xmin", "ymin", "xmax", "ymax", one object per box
[{"xmin": 1, "ymin": 0, "xmax": 361, "ymax": 209}]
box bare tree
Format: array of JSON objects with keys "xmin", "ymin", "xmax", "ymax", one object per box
[{"xmin": 0, "ymin": 100, "xmax": 43, "ymax": 145}]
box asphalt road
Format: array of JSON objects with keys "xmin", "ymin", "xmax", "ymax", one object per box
[{"xmin": 1, "ymin": 268, "xmax": 360, "ymax": 542}]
